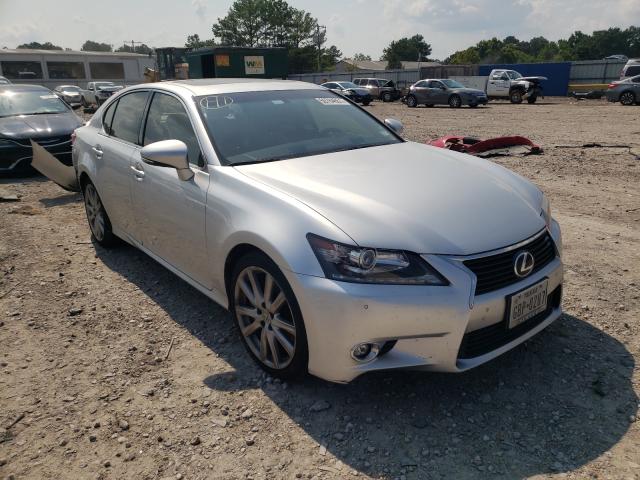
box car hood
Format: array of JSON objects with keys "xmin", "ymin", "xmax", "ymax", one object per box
[
  {"xmin": 235, "ymin": 142, "xmax": 545, "ymax": 255},
  {"xmin": 346, "ymin": 88, "xmax": 371, "ymax": 96},
  {"xmin": 97, "ymin": 85, "xmax": 122, "ymax": 92},
  {"xmin": 0, "ymin": 112, "xmax": 83, "ymax": 139}
]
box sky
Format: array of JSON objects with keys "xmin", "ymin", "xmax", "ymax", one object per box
[{"xmin": 0, "ymin": 0, "xmax": 638, "ymax": 60}]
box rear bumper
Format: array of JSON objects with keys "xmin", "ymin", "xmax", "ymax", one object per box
[
  {"xmin": 285, "ymin": 221, "xmax": 563, "ymax": 383},
  {"xmin": 605, "ymin": 91, "xmax": 620, "ymax": 102}
]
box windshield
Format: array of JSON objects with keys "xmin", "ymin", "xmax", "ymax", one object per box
[
  {"xmin": 197, "ymin": 89, "xmax": 401, "ymax": 165},
  {"xmin": 338, "ymin": 82, "xmax": 358, "ymax": 89},
  {"xmin": 0, "ymin": 90, "xmax": 69, "ymax": 117},
  {"xmin": 507, "ymin": 71, "xmax": 522, "ymax": 80},
  {"xmin": 441, "ymin": 79, "xmax": 465, "ymax": 88}
]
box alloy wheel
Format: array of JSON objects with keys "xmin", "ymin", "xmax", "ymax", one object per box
[
  {"xmin": 84, "ymin": 183, "xmax": 105, "ymax": 241},
  {"xmin": 620, "ymin": 92, "xmax": 635, "ymax": 106},
  {"xmin": 234, "ymin": 266, "xmax": 297, "ymax": 369}
]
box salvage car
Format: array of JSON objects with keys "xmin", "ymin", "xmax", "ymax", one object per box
[
  {"xmin": 58, "ymin": 79, "xmax": 562, "ymax": 383},
  {"xmin": 606, "ymin": 75, "xmax": 640, "ymax": 105},
  {"xmin": 406, "ymin": 79, "xmax": 488, "ymax": 108},
  {"xmin": 53, "ymin": 85, "xmax": 83, "ymax": 108},
  {"xmin": 320, "ymin": 81, "xmax": 372, "ymax": 105},
  {"xmin": 80, "ymin": 81, "xmax": 123, "ymax": 109},
  {"xmin": 0, "ymin": 84, "xmax": 83, "ymax": 174},
  {"xmin": 485, "ymin": 69, "xmax": 546, "ymax": 104},
  {"xmin": 353, "ymin": 78, "xmax": 402, "ymax": 102}
]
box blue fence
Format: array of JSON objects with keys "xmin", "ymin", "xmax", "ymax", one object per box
[{"xmin": 479, "ymin": 62, "xmax": 572, "ymax": 96}]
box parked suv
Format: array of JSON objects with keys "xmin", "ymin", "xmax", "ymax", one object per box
[
  {"xmin": 620, "ymin": 59, "xmax": 640, "ymax": 79},
  {"xmin": 353, "ymin": 78, "xmax": 401, "ymax": 102}
]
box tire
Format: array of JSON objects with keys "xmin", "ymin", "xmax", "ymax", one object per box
[
  {"xmin": 448, "ymin": 95, "xmax": 462, "ymax": 108},
  {"xmin": 231, "ymin": 251, "xmax": 309, "ymax": 380},
  {"xmin": 406, "ymin": 95, "xmax": 418, "ymax": 108},
  {"xmin": 382, "ymin": 91, "xmax": 392, "ymax": 102},
  {"xmin": 510, "ymin": 89, "xmax": 523, "ymax": 104},
  {"xmin": 620, "ymin": 91, "xmax": 636, "ymax": 106},
  {"xmin": 83, "ymin": 181, "xmax": 116, "ymax": 247},
  {"xmin": 469, "ymin": 104, "xmax": 478, "ymax": 108},
  {"xmin": 362, "ymin": 100, "xmax": 371, "ymax": 106},
  {"xmin": 527, "ymin": 95, "xmax": 538, "ymax": 104},
  {"xmin": 426, "ymin": 104, "xmax": 434, "ymax": 108}
]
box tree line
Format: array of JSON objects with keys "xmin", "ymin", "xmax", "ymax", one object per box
[{"xmin": 445, "ymin": 27, "xmax": 640, "ymax": 64}]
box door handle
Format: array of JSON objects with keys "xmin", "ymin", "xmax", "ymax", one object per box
[
  {"xmin": 130, "ymin": 164, "xmax": 145, "ymax": 181},
  {"xmin": 92, "ymin": 145, "xmax": 103, "ymax": 159}
]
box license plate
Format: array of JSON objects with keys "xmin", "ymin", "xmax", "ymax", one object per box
[{"xmin": 508, "ymin": 279, "xmax": 548, "ymax": 328}]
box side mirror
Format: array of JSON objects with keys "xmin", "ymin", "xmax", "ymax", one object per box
[
  {"xmin": 140, "ymin": 139, "xmax": 194, "ymax": 181},
  {"xmin": 384, "ymin": 118, "xmax": 404, "ymax": 135}
]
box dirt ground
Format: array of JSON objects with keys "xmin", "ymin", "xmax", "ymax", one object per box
[{"xmin": 1, "ymin": 97, "xmax": 639, "ymax": 480}]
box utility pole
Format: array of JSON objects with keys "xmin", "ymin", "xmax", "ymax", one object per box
[
  {"xmin": 315, "ymin": 24, "xmax": 326, "ymax": 72},
  {"xmin": 123, "ymin": 40, "xmax": 146, "ymax": 53}
]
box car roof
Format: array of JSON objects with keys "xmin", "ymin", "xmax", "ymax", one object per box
[
  {"xmin": 147, "ymin": 78, "xmax": 323, "ymax": 96},
  {"xmin": 0, "ymin": 84, "xmax": 50, "ymax": 93}
]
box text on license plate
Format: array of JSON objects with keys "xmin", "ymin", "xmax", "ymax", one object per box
[{"xmin": 508, "ymin": 279, "xmax": 548, "ymax": 328}]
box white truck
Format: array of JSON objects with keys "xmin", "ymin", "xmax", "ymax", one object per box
[
  {"xmin": 80, "ymin": 81, "xmax": 123, "ymax": 110},
  {"xmin": 452, "ymin": 69, "xmax": 547, "ymax": 104}
]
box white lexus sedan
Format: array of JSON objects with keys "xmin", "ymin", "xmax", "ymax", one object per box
[{"xmin": 72, "ymin": 79, "xmax": 563, "ymax": 383}]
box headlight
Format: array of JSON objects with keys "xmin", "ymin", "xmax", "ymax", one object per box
[
  {"xmin": 307, "ymin": 234, "xmax": 448, "ymax": 285},
  {"xmin": 541, "ymin": 194, "xmax": 552, "ymax": 229}
]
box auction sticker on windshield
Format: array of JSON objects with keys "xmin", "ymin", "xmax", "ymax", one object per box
[{"xmin": 315, "ymin": 97, "xmax": 349, "ymax": 105}]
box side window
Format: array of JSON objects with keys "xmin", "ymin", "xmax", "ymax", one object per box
[
  {"xmin": 102, "ymin": 100, "xmax": 117, "ymax": 135},
  {"xmin": 353, "ymin": 79, "xmax": 362, "ymax": 85},
  {"xmin": 500, "ymin": 73, "xmax": 509, "ymax": 80},
  {"xmin": 627, "ymin": 66, "xmax": 640, "ymax": 77},
  {"xmin": 143, "ymin": 92, "xmax": 202, "ymax": 167},
  {"xmin": 632, "ymin": 76, "xmax": 640, "ymax": 83},
  {"xmin": 110, "ymin": 91, "xmax": 149, "ymax": 144},
  {"xmin": 415, "ymin": 81, "xmax": 427, "ymax": 88},
  {"xmin": 491, "ymin": 72, "xmax": 502, "ymax": 80}
]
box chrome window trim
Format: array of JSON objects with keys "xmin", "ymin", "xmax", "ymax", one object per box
[{"xmin": 444, "ymin": 228, "xmax": 548, "ymax": 262}]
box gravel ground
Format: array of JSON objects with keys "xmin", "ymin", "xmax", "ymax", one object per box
[{"xmin": 1, "ymin": 97, "xmax": 639, "ymax": 480}]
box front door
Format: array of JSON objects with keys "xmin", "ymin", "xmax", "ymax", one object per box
[{"xmin": 130, "ymin": 91, "xmax": 211, "ymax": 288}]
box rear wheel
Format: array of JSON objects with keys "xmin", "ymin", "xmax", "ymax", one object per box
[
  {"xmin": 231, "ymin": 252, "xmax": 308, "ymax": 380},
  {"xmin": 83, "ymin": 181, "xmax": 116, "ymax": 247},
  {"xmin": 620, "ymin": 91, "xmax": 636, "ymax": 106},
  {"xmin": 406, "ymin": 95, "xmax": 418, "ymax": 108},
  {"xmin": 448, "ymin": 95, "xmax": 462, "ymax": 108},
  {"xmin": 510, "ymin": 89, "xmax": 523, "ymax": 104}
]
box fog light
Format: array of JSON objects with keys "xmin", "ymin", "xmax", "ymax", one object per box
[{"xmin": 350, "ymin": 342, "xmax": 380, "ymax": 362}]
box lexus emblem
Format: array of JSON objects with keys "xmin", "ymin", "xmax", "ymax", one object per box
[{"xmin": 514, "ymin": 251, "xmax": 535, "ymax": 278}]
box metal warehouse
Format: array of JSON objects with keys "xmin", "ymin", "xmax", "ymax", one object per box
[{"xmin": 0, "ymin": 49, "xmax": 155, "ymax": 89}]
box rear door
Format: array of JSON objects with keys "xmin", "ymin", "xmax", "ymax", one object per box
[
  {"xmin": 93, "ymin": 91, "xmax": 150, "ymax": 236},
  {"xmin": 130, "ymin": 91, "xmax": 211, "ymax": 288},
  {"xmin": 411, "ymin": 81, "xmax": 429, "ymax": 103}
]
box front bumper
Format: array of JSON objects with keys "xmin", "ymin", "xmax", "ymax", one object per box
[
  {"xmin": 464, "ymin": 96, "xmax": 488, "ymax": 105},
  {"xmin": 0, "ymin": 136, "xmax": 73, "ymax": 173},
  {"xmin": 286, "ymin": 221, "xmax": 563, "ymax": 383}
]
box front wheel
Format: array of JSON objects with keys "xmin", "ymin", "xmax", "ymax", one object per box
[
  {"xmin": 448, "ymin": 95, "xmax": 462, "ymax": 108},
  {"xmin": 382, "ymin": 91, "xmax": 392, "ymax": 102},
  {"xmin": 620, "ymin": 91, "xmax": 636, "ymax": 106},
  {"xmin": 406, "ymin": 95, "xmax": 418, "ymax": 108},
  {"xmin": 231, "ymin": 252, "xmax": 309, "ymax": 380},
  {"xmin": 527, "ymin": 95, "xmax": 538, "ymax": 104},
  {"xmin": 510, "ymin": 89, "xmax": 523, "ymax": 104},
  {"xmin": 362, "ymin": 100, "xmax": 371, "ymax": 106},
  {"xmin": 83, "ymin": 181, "xmax": 116, "ymax": 247}
]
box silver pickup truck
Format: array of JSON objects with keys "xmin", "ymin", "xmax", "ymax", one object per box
[{"xmin": 80, "ymin": 82, "xmax": 123, "ymax": 109}]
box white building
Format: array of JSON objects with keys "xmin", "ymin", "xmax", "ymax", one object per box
[{"xmin": 0, "ymin": 49, "xmax": 155, "ymax": 89}]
